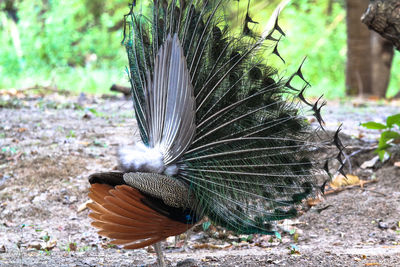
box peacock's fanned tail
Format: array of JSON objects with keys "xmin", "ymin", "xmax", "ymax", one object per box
[{"xmin": 123, "ymin": 0, "xmax": 344, "ymax": 234}]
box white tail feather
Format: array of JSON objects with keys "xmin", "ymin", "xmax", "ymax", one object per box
[{"xmin": 118, "ymin": 143, "xmax": 165, "ymax": 173}]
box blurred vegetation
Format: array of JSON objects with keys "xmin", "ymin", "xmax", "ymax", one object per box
[
  {"xmin": 0, "ymin": 0, "xmax": 399, "ymax": 97},
  {"xmin": 362, "ymin": 113, "xmax": 400, "ymax": 161},
  {"xmin": 0, "ymin": 0, "xmax": 129, "ymax": 93}
]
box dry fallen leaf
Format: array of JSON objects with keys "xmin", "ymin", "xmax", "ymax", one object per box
[
  {"xmin": 307, "ymin": 197, "xmax": 322, "ymax": 207},
  {"xmin": 28, "ymin": 242, "xmax": 42, "ymax": 250},
  {"xmin": 330, "ymin": 174, "xmax": 360, "ymax": 189},
  {"xmin": 394, "ymin": 162, "xmax": 400, "ymax": 168},
  {"xmin": 193, "ymin": 243, "xmax": 231, "ymax": 250},
  {"xmin": 78, "ymin": 141, "xmax": 91, "ymax": 146},
  {"xmin": 165, "ymin": 236, "xmax": 175, "ymax": 244},
  {"xmin": 361, "ymin": 156, "xmax": 379, "ymax": 169},
  {"xmin": 69, "ymin": 242, "xmax": 77, "ymax": 251},
  {"xmin": 77, "ymin": 200, "xmax": 93, "ymax": 213},
  {"xmin": 308, "ymin": 117, "xmax": 316, "ymax": 123},
  {"xmin": 45, "ymin": 240, "xmax": 57, "ymax": 251},
  {"xmin": 367, "ymin": 96, "xmax": 380, "ymax": 101}
]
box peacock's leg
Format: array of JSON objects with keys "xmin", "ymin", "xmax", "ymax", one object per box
[
  {"xmin": 153, "ymin": 242, "xmax": 166, "ymax": 267},
  {"xmin": 182, "ymin": 229, "xmax": 192, "ymax": 252}
]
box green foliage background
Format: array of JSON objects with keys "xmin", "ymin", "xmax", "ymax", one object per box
[{"xmin": 0, "ymin": 0, "xmax": 399, "ymax": 97}]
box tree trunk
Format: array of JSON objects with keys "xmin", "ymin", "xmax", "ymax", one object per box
[
  {"xmin": 345, "ymin": 0, "xmax": 372, "ymax": 96},
  {"xmin": 361, "ymin": 0, "xmax": 400, "ymax": 51},
  {"xmin": 4, "ymin": 0, "xmax": 18, "ymax": 22},
  {"xmin": 371, "ymin": 32, "xmax": 394, "ymax": 98},
  {"xmin": 326, "ymin": 0, "xmax": 334, "ymax": 16}
]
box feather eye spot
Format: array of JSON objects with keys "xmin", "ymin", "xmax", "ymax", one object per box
[{"xmin": 249, "ymin": 67, "xmax": 262, "ymax": 80}]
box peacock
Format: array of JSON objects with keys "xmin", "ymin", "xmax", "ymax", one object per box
[{"xmin": 86, "ymin": 0, "xmax": 344, "ymax": 265}]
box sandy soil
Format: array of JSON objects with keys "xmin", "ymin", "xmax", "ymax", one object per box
[{"xmin": 0, "ymin": 92, "xmax": 399, "ymax": 266}]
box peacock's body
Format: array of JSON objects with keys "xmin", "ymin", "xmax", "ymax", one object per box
[{"xmin": 87, "ymin": 0, "xmax": 343, "ymax": 264}]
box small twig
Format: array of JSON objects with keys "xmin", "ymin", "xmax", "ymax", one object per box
[
  {"xmin": 341, "ymin": 145, "xmax": 379, "ymax": 174},
  {"xmin": 342, "ymin": 149, "xmax": 369, "ymax": 174},
  {"xmin": 324, "ymin": 179, "xmax": 378, "ymax": 195},
  {"xmin": 361, "ymin": 188, "xmax": 387, "ymax": 197},
  {"xmin": 18, "ymin": 84, "xmax": 70, "ymax": 95},
  {"xmin": 316, "ymin": 205, "xmax": 332, "ymax": 213},
  {"xmin": 117, "ymin": 100, "xmax": 130, "ymax": 110},
  {"xmin": 341, "ymin": 150, "xmax": 352, "ymax": 174},
  {"xmin": 319, "ymin": 145, "xmax": 377, "ymax": 151},
  {"xmin": 344, "ymin": 145, "xmax": 377, "ymax": 150}
]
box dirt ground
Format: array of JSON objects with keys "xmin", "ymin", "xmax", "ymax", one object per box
[{"xmin": 0, "ymin": 91, "xmax": 400, "ymax": 266}]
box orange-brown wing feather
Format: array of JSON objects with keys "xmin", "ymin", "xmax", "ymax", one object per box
[
  {"xmin": 121, "ymin": 236, "xmax": 165, "ymax": 249},
  {"xmin": 88, "ymin": 184, "xmax": 194, "ymax": 249},
  {"xmin": 94, "ymin": 213, "xmax": 159, "ymax": 227},
  {"xmin": 109, "ymin": 188, "xmax": 161, "ymax": 216},
  {"xmin": 104, "ymin": 196, "xmax": 163, "ymax": 219}
]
